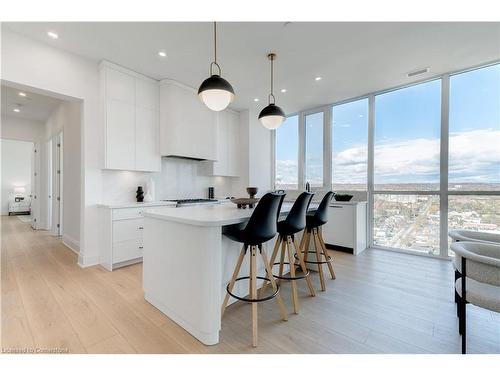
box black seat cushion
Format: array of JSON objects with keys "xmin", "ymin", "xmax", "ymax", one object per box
[
  {"xmin": 224, "ymin": 192, "xmax": 285, "ymax": 246},
  {"xmin": 277, "ymin": 192, "xmax": 314, "ymax": 236},
  {"xmin": 306, "ymin": 191, "xmax": 334, "ymax": 229}
]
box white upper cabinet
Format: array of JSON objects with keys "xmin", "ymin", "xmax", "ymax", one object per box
[
  {"xmin": 105, "ymin": 99, "xmax": 135, "ymax": 170},
  {"xmin": 211, "ymin": 110, "xmax": 240, "ymax": 176},
  {"xmin": 100, "ymin": 61, "xmax": 160, "ymax": 172},
  {"xmin": 159, "ymin": 80, "xmax": 217, "ymax": 161}
]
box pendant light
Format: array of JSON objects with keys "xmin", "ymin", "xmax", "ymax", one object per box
[
  {"xmin": 198, "ymin": 22, "xmax": 235, "ymax": 111},
  {"xmin": 259, "ymin": 53, "xmax": 285, "ymax": 129}
]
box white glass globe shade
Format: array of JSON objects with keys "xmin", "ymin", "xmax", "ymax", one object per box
[
  {"xmin": 198, "ymin": 89, "xmax": 234, "ymax": 112},
  {"xmin": 260, "ymin": 114, "xmax": 285, "ymax": 130}
]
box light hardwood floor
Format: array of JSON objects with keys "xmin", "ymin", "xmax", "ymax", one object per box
[{"xmin": 1, "ymin": 216, "xmax": 499, "ymax": 354}]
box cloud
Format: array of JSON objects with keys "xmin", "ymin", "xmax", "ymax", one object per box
[{"xmin": 278, "ymin": 128, "xmax": 500, "ymax": 185}]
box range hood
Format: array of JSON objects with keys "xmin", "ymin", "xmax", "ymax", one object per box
[{"xmin": 163, "ymin": 155, "xmax": 208, "ymax": 162}]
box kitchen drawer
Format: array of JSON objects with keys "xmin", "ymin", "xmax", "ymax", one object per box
[
  {"xmin": 112, "ymin": 207, "xmax": 146, "ymax": 220},
  {"xmin": 113, "ymin": 239, "xmax": 143, "ymax": 264},
  {"xmin": 113, "ymin": 218, "xmax": 144, "ymax": 243}
]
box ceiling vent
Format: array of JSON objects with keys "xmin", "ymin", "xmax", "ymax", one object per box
[{"xmin": 407, "ymin": 67, "xmax": 430, "ymax": 78}]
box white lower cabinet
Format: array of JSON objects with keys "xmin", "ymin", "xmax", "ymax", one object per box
[
  {"xmin": 322, "ymin": 201, "xmax": 368, "ymax": 255},
  {"xmin": 100, "ymin": 204, "xmax": 165, "ymax": 271}
]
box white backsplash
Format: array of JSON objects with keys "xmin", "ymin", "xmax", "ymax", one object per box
[{"xmin": 101, "ymin": 157, "xmax": 237, "ymax": 204}]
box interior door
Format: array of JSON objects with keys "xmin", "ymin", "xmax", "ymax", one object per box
[
  {"xmin": 31, "ymin": 144, "xmax": 38, "ymax": 229},
  {"xmin": 56, "ymin": 132, "xmax": 63, "ymax": 236},
  {"xmin": 47, "ymin": 139, "xmax": 53, "ymax": 231}
]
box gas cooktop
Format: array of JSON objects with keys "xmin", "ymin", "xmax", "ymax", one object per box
[{"xmin": 161, "ymin": 198, "xmax": 219, "ymax": 207}]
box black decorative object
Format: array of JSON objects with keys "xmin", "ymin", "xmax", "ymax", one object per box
[
  {"xmin": 136, "ymin": 186, "xmax": 144, "ymax": 202},
  {"xmin": 208, "ymin": 187, "xmax": 215, "ymax": 199},
  {"xmin": 334, "ymin": 193, "xmax": 353, "ymax": 202},
  {"xmin": 246, "ymin": 187, "xmax": 258, "ymax": 199}
]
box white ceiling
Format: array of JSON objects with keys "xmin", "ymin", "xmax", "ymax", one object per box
[
  {"xmin": 3, "ymin": 22, "xmax": 500, "ymax": 113},
  {"xmin": 1, "ymin": 85, "xmax": 62, "ymax": 122}
]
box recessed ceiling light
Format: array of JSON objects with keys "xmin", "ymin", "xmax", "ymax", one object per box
[
  {"xmin": 253, "ymin": 98, "xmax": 259, "ymax": 102},
  {"xmin": 315, "ymin": 76, "xmax": 322, "ymax": 81},
  {"xmin": 13, "ymin": 108, "xmax": 21, "ymax": 113},
  {"xmin": 158, "ymin": 50, "xmax": 167, "ymax": 58},
  {"xmin": 18, "ymin": 92, "xmax": 27, "ymax": 97},
  {"xmin": 47, "ymin": 31, "xmax": 59, "ymax": 39},
  {"xmin": 280, "ymin": 89, "xmax": 287, "ymax": 93}
]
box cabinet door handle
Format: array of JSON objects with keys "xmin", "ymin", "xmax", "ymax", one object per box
[
  {"xmin": 331, "ymin": 205, "xmax": 344, "ymax": 208},
  {"xmin": 138, "ymin": 226, "xmax": 144, "ymax": 229},
  {"xmin": 139, "ymin": 246, "xmax": 144, "ymax": 249}
]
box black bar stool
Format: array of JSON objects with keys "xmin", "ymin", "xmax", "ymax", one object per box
[
  {"xmin": 221, "ymin": 192, "xmax": 288, "ymax": 347},
  {"xmin": 261, "ymin": 192, "xmax": 316, "ymax": 314},
  {"xmin": 296, "ymin": 191, "xmax": 336, "ymax": 291}
]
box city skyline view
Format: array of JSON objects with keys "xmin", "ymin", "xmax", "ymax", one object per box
[{"xmin": 275, "ymin": 63, "xmax": 499, "ymax": 190}]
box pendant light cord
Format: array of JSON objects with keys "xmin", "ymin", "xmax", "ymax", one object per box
[
  {"xmin": 214, "ymin": 21, "xmax": 217, "ymax": 65},
  {"xmin": 210, "ymin": 21, "xmax": 221, "ymax": 76},
  {"xmin": 269, "ymin": 55, "xmax": 276, "ymax": 104}
]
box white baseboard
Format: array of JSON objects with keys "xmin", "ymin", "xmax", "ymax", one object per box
[
  {"xmin": 62, "ymin": 234, "xmax": 80, "ymax": 254},
  {"xmin": 77, "ymin": 253, "xmax": 99, "ymax": 268}
]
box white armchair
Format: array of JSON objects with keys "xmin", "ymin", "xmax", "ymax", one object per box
[
  {"xmin": 449, "ymin": 230, "xmax": 500, "ymax": 306},
  {"xmin": 449, "ymin": 229, "xmax": 500, "ymax": 244},
  {"xmin": 450, "ymin": 241, "xmax": 500, "ymax": 354}
]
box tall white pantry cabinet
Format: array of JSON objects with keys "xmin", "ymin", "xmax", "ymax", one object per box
[{"xmin": 100, "ymin": 61, "xmax": 161, "ymax": 172}]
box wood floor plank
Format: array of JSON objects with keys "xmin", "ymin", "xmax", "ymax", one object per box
[
  {"xmin": 8, "ymin": 254, "xmax": 86, "ymax": 353},
  {"xmin": 86, "ymin": 334, "xmax": 137, "ymax": 354},
  {"xmin": 31, "ymin": 252, "xmax": 120, "ymax": 348},
  {"xmin": 1, "ymin": 258, "xmax": 35, "ymax": 349}
]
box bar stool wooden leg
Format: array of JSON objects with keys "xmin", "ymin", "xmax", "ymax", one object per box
[
  {"xmin": 313, "ymin": 228, "xmax": 326, "ymax": 291},
  {"xmin": 221, "ymin": 245, "xmax": 247, "ymax": 318},
  {"xmin": 250, "ymin": 246, "xmax": 258, "ymax": 347},
  {"xmin": 260, "ymin": 236, "xmax": 281, "ymax": 297},
  {"xmin": 319, "ymin": 229, "xmax": 336, "ymax": 280},
  {"xmin": 278, "ymin": 239, "xmax": 286, "ymax": 281},
  {"xmin": 302, "ymin": 229, "xmax": 311, "ymax": 264},
  {"xmin": 260, "ymin": 249, "xmax": 288, "ymax": 322},
  {"xmin": 286, "ymin": 236, "xmax": 299, "ymax": 314},
  {"xmin": 292, "ymin": 238, "xmax": 316, "ymax": 297}
]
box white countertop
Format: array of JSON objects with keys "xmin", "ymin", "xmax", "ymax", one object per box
[
  {"xmin": 97, "ymin": 201, "xmax": 177, "ymax": 209},
  {"xmin": 143, "ymin": 201, "xmax": 318, "ymax": 227},
  {"xmin": 329, "ymin": 200, "xmax": 367, "ymax": 206}
]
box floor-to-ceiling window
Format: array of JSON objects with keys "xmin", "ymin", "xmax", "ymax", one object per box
[
  {"xmin": 373, "ymin": 80, "xmax": 442, "ymax": 255},
  {"xmin": 275, "ymin": 115, "xmax": 299, "ymax": 190},
  {"xmin": 304, "ymin": 111, "xmax": 324, "ymax": 188},
  {"xmin": 331, "ymin": 98, "xmax": 368, "ymax": 191},
  {"xmin": 447, "ymin": 64, "xmax": 500, "ymax": 254},
  {"xmin": 273, "ymin": 62, "xmax": 499, "ymax": 258}
]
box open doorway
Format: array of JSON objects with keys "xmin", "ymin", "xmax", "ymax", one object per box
[
  {"xmin": 0, "ymin": 139, "xmax": 34, "ymax": 220},
  {"xmin": 1, "ymin": 83, "xmax": 81, "ymax": 250}
]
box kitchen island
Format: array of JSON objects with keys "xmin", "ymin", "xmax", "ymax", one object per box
[{"xmin": 142, "ymin": 201, "xmax": 315, "ymax": 345}]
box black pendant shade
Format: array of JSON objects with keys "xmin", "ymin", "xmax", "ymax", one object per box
[
  {"xmin": 198, "ymin": 74, "xmax": 235, "ymax": 96},
  {"xmin": 258, "ymin": 103, "xmax": 285, "ymax": 119}
]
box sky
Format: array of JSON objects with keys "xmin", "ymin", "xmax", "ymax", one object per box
[{"xmin": 276, "ymin": 63, "xmax": 500, "ymax": 188}]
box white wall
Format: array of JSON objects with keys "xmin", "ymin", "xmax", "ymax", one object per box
[
  {"xmin": 1, "ymin": 115, "xmax": 44, "ymax": 142},
  {"xmin": 2, "ymin": 29, "xmax": 100, "ymax": 266},
  {"xmin": 0, "ymin": 139, "xmax": 33, "ymax": 215},
  {"xmin": 42, "ymin": 101, "xmax": 81, "ymax": 249}
]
